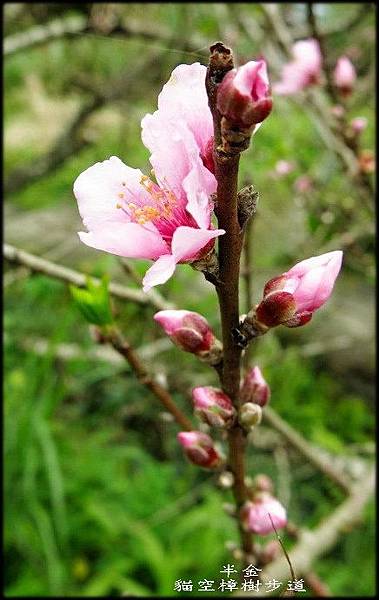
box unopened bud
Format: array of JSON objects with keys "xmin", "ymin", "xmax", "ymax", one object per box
[
  {"xmin": 177, "ymin": 431, "xmax": 222, "ymax": 469},
  {"xmin": 239, "ymin": 402, "xmax": 262, "ymax": 430},
  {"xmin": 192, "ymin": 386, "xmax": 236, "ymax": 428},
  {"xmin": 254, "ymin": 251, "xmax": 343, "ymax": 329},
  {"xmin": 350, "ymin": 117, "xmax": 367, "ymax": 136},
  {"xmin": 217, "ymin": 59, "xmax": 272, "ymax": 128},
  {"xmin": 333, "ymin": 56, "xmax": 356, "ymax": 97},
  {"xmin": 240, "ymin": 494, "xmax": 287, "ymax": 535},
  {"xmin": 240, "ymin": 366, "xmax": 270, "ymax": 407},
  {"xmin": 218, "ymin": 471, "xmax": 235, "ymax": 488},
  {"xmin": 154, "ymin": 310, "xmax": 217, "ymax": 355}
]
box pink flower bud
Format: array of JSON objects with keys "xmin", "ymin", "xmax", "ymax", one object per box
[
  {"xmin": 154, "ymin": 310, "xmax": 215, "ymax": 354},
  {"xmin": 350, "ymin": 117, "xmax": 367, "ymax": 135},
  {"xmin": 333, "ymin": 56, "xmax": 356, "ymax": 96},
  {"xmin": 217, "ymin": 59, "xmax": 272, "ymax": 127},
  {"xmin": 256, "ymin": 251, "xmax": 343, "ymax": 328},
  {"xmin": 192, "ymin": 387, "xmax": 235, "ymax": 428},
  {"xmin": 241, "ymin": 495, "xmax": 287, "ymax": 535},
  {"xmin": 240, "ymin": 366, "xmax": 271, "ymax": 407},
  {"xmin": 330, "ymin": 104, "xmax": 345, "ymax": 118},
  {"xmin": 177, "ymin": 431, "xmax": 222, "ymax": 468}
]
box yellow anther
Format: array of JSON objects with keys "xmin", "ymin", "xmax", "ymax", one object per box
[{"xmin": 118, "ymin": 192, "xmax": 124, "ymax": 198}]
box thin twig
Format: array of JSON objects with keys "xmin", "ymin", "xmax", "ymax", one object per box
[
  {"xmin": 3, "ymin": 243, "xmax": 172, "ymax": 310},
  {"xmin": 263, "ymin": 406, "xmax": 352, "ymax": 494},
  {"xmin": 104, "ymin": 327, "xmax": 193, "ymax": 431},
  {"xmin": 259, "ymin": 468, "xmax": 375, "ymax": 586}
]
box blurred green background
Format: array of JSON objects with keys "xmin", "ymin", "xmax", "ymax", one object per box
[{"xmin": 4, "ymin": 3, "xmax": 375, "ymax": 597}]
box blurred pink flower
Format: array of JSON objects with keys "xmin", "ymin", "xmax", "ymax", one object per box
[
  {"xmin": 275, "ymin": 160, "xmax": 295, "ymax": 176},
  {"xmin": 74, "ymin": 63, "xmax": 225, "ymax": 292},
  {"xmin": 273, "ymin": 39, "xmax": 322, "ymax": 95},
  {"xmin": 241, "ymin": 495, "xmax": 287, "ymax": 535},
  {"xmin": 256, "ymin": 250, "xmax": 343, "ymax": 328},
  {"xmin": 350, "ymin": 117, "xmax": 367, "ymax": 135},
  {"xmin": 294, "ymin": 174, "xmax": 313, "ymax": 193},
  {"xmin": 333, "ymin": 56, "xmax": 356, "ymax": 96},
  {"xmin": 177, "ymin": 431, "xmax": 222, "ymax": 468},
  {"xmin": 240, "ymin": 366, "xmax": 270, "ymax": 407},
  {"xmin": 217, "ymin": 59, "xmax": 272, "ymax": 127}
]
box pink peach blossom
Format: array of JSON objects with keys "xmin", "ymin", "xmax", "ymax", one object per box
[
  {"xmin": 256, "ymin": 251, "xmax": 343, "ymax": 328},
  {"xmin": 333, "ymin": 56, "xmax": 356, "ymax": 96},
  {"xmin": 275, "ymin": 160, "xmax": 295, "ymax": 176},
  {"xmin": 217, "ymin": 59, "xmax": 272, "ymax": 127},
  {"xmin": 273, "ymin": 39, "xmax": 322, "ymax": 95},
  {"xmin": 74, "ymin": 63, "xmax": 225, "ymax": 292},
  {"xmin": 241, "ymin": 495, "xmax": 287, "ymax": 535}
]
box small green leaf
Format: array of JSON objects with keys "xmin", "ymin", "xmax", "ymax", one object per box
[{"xmin": 70, "ymin": 276, "xmax": 113, "ymax": 326}]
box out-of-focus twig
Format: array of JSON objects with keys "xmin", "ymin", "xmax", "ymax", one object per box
[
  {"xmin": 258, "ymin": 468, "xmax": 375, "ymax": 586},
  {"xmin": 3, "ymin": 243, "xmax": 173, "ymax": 310},
  {"xmin": 4, "ymin": 50, "xmax": 161, "ymax": 196},
  {"xmin": 263, "ymin": 406, "xmax": 352, "ymax": 494}
]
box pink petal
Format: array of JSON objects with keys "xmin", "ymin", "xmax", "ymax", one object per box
[
  {"xmin": 156, "ymin": 63, "xmax": 214, "ymax": 151},
  {"xmin": 142, "ymin": 254, "xmax": 177, "ymax": 292},
  {"xmin": 171, "ymin": 226, "xmax": 225, "ymax": 262},
  {"xmin": 73, "ymin": 156, "xmax": 153, "ymax": 231},
  {"xmin": 78, "ymin": 222, "xmax": 168, "ymax": 259}
]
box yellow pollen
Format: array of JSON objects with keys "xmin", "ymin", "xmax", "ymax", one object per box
[{"xmin": 118, "ymin": 192, "xmax": 124, "ymax": 198}]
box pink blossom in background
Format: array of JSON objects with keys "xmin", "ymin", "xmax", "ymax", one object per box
[
  {"xmin": 241, "ymin": 495, "xmax": 287, "ymax": 535},
  {"xmin": 73, "ymin": 63, "xmax": 225, "ymax": 292},
  {"xmin": 192, "ymin": 386, "xmax": 235, "ymax": 428},
  {"xmin": 330, "ymin": 104, "xmax": 345, "ymax": 119},
  {"xmin": 177, "ymin": 431, "xmax": 222, "ymax": 468},
  {"xmin": 217, "ymin": 59, "xmax": 273, "ymax": 127},
  {"xmin": 275, "ymin": 160, "xmax": 295, "ymax": 177},
  {"xmin": 350, "ymin": 117, "xmax": 368, "ymax": 135},
  {"xmin": 256, "ymin": 250, "xmax": 343, "ymax": 328},
  {"xmin": 333, "ymin": 56, "xmax": 356, "ymax": 96},
  {"xmin": 240, "ymin": 366, "xmax": 270, "ymax": 407},
  {"xmin": 294, "ymin": 174, "xmax": 313, "ymax": 193},
  {"xmin": 273, "ymin": 39, "xmax": 322, "ymax": 95},
  {"xmin": 154, "ymin": 309, "xmax": 215, "ymax": 354}
]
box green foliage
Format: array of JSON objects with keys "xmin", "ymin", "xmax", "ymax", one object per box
[{"xmin": 70, "ymin": 276, "xmax": 114, "ymax": 327}]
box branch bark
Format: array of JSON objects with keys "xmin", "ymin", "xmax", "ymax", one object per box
[
  {"xmin": 103, "ymin": 327, "xmax": 193, "ymax": 431},
  {"xmin": 206, "ymin": 42, "xmax": 252, "ymax": 558},
  {"xmin": 3, "ymin": 243, "xmax": 173, "ymax": 311}
]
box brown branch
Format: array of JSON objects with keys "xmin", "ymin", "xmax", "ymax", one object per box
[
  {"xmin": 4, "ymin": 51, "xmax": 162, "ymax": 196},
  {"xmin": 104, "ymin": 327, "xmax": 193, "ymax": 431},
  {"xmin": 206, "ymin": 42, "xmax": 253, "ymax": 558},
  {"xmin": 3, "ymin": 243, "xmax": 172, "ymax": 311},
  {"xmin": 263, "ymin": 406, "xmax": 352, "ymax": 494}
]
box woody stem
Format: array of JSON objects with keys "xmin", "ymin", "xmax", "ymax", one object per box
[{"xmin": 206, "ymin": 42, "xmax": 253, "ymax": 558}]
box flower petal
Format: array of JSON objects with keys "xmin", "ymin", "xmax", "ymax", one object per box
[
  {"xmin": 73, "ymin": 156, "xmax": 153, "ymax": 231},
  {"xmin": 142, "ymin": 254, "xmax": 177, "ymax": 292},
  {"xmin": 171, "ymin": 226, "xmax": 225, "ymax": 263},
  {"xmin": 78, "ymin": 222, "xmax": 168, "ymax": 260}
]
